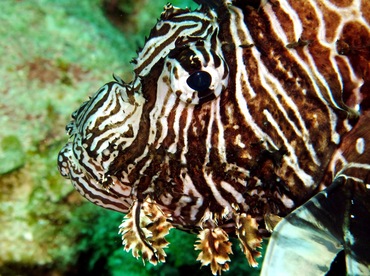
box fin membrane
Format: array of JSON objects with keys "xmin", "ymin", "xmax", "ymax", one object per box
[{"xmin": 261, "ymin": 177, "xmax": 370, "ymax": 275}]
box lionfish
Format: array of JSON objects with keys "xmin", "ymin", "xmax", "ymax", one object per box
[{"xmin": 57, "ymin": 0, "xmax": 370, "ymax": 274}]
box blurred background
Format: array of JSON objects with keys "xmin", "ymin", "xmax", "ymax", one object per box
[{"xmin": 0, "ymin": 0, "xmax": 263, "ymax": 275}]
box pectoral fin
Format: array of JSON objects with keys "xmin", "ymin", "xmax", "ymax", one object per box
[{"xmin": 261, "ymin": 177, "xmax": 370, "ymax": 275}]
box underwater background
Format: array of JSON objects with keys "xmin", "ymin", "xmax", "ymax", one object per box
[{"xmin": 0, "ymin": 0, "xmax": 263, "ymax": 275}]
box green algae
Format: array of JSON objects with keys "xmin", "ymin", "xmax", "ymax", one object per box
[{"xmin": 0, "ymin": 136, "xmax": 26, "ymax": 174}]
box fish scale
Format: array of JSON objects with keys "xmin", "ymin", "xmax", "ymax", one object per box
[{"xmin": 57, "ymin": 0, "xmax": 370, "ymax": 274}]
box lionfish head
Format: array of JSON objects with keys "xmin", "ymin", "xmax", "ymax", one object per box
[{"xmin": 57, "ymin": 4, "xmax": 230, "ymax": 211}]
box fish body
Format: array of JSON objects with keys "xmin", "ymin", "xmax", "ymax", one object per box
[{"xmin": 58, "ymin": 0, "xmax": 370, "ymax": 274}]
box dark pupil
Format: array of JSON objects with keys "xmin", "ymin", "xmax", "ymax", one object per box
[{"xmin": 186, "ymin": 71, "xmax": 212, "ymax": 92}]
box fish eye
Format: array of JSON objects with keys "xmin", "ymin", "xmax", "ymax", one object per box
[
  {"xmin": 162, "ymin": 42, "xmax": 229, "ymax": 105},
  {"xmin": 186, "ymin": 71, "xmax": 212, "ymax": 92}
]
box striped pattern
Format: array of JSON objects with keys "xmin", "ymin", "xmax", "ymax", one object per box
[
  {"xmin": 58, "ymin": 0, "xmax": 370, "ymax": 273},
  {"xmin": 58, "ymin": 79, "xmax": 145, "ymax": 212}
]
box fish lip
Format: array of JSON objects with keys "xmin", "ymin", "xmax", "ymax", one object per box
[{"xmin": 57, "ymin": 142, "xmax": 72, "ymax": 179}]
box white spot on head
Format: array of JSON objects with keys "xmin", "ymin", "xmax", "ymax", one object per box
[
  {"xmin": 235, "ymin": 134, "xmax": 246, "ymax": 148},
  {"xmin": 160, "ymin": 193, "xmax": 173, "ymax": 206},
  {"xmin": 343, "ymin": 119, "xmax": 353, "ymax": 132},
  {"xmin": 332, "ymin": 133, "xmax": 340, "ymax": 144},
  {"xmin": 356, "ymin": 137, "xmax": 365, "ymax": 155},
  {"xmin": 281, "ymin": 194, "xmax": 294, "ymax": 208}
]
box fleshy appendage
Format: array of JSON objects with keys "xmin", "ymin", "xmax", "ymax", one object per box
[
  {"xmin": 235, "ymin": 213, "xmax": 263, "ymax": 267},
  {"xmin": 119, "ymin": 197, "xmax": 173, "ymax": 264},
  {"xmin": 194, "ymin": 207, "xmax": 263, "ymax": 275},
  {"xmin": 195, "ymin": 227, "xmax": 233, "ymax": 275}
]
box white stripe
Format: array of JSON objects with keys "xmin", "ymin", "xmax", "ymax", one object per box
[
  {"xmin": 215, "ymin": 97, "xmax": 227, "ymax": 162},
  {"xmin": 277, "ymin": 0, "xmax": 303, "ymax": 42},
  {"xmin": 356, "ymin": 137, "xmax": 365, "ymax": 155},
  {"xmin": 180, "ymin": 105, "xmax": 194, "ymax": 165},
  {"xmin": 135, "ymin": 10, "xmax": 218, "ymax": 76},
  {"xmin": 260, "ymin": 64, "xmax": 321, "ymax": 165},
  {"xmin": 168, "ymin": 100, "xmax": 185, "ymax": 154},
  {"xmin": 263, "ymin": 109, "xmax": 315, "ymax": 187},
  {"xmin": 220, "ymin": 181, "xmax": 244, "ymax": 203},
  {"xmin": 264, "ymin": 4, "xmax": 288, "ymax": 44},
  {"xmin": 180, "ymin": 170, "xmax": 204, "ymax": 221},
  {"xmin": 229, "ymin": 6, "xmax": 278, "ymax": 151},
  {"xmin": 203, "ymin": 172, "xmax": 231, "ymax": 209}
]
